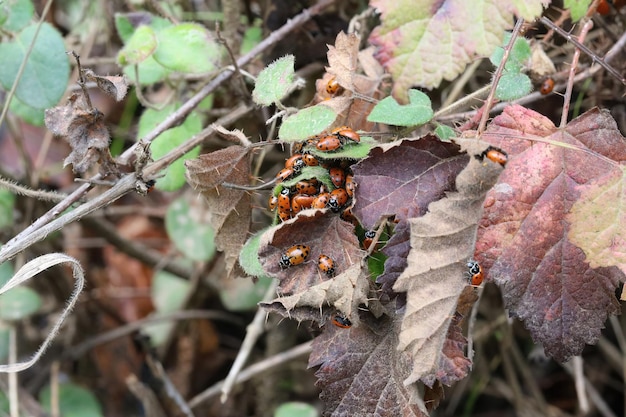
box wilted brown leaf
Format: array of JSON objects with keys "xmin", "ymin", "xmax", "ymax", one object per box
[
  {"xmin": 45, "ymin": 92, "xmax": 114, "ymax": 174},
  {"xmin": 83, "ymin": 69, "xmax": 129, "ymax": 102},
  {"xmin": 258, "ymin": 210, "xmax": 365, "ymax": 295},
  {"xmin": 309, "ymin": 315, "xmax": 428, "ymax": 417},
  {"xmin": 186, "ymin": 145, "xmax": 252, "ymax": 276},
  {"xmin": 477, "ymin": 105, "xmax": 626, "ymax": 362},
  {"xmin": 394, "ymin": 138, "xmax": 505, "ymax": 386}
]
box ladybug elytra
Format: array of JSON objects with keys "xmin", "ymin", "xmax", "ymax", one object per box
[
  {"xmin": 278, "ymin": 244, "xmax": 310, "ymax": 269},
  {"xmin": 318, "ymin": 254, "xmax": 335, "ymax": 277}
]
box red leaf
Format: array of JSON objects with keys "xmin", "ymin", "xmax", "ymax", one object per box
[
  {"xmin": 352, "ymin": 136, "xmax": 467, "ymax": 230},
  {"xmin": 309, "ymin": 315, "xmax": 428, "ymax": 417},
  {"xmin": 477, "ymin": 105, "xmax": 626, "ymax": 362}
]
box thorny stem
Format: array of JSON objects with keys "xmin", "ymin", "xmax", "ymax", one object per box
[
  {"xmin": 477, "ymin": 18, "xmax": 525, "ymax": 135},
  {"xmin": 561, "ymin": 19, "xmax": 594, "ymax": 128},
  {"xmin": 0, "ymin": 0, "xmax": 337, "ymax": 264},
  {"xmin": 540, "ymin": 16, "xmax": 626, "ymax": 85}
]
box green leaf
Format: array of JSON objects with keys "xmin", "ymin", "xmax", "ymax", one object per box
[
  {"xmin": 367, "ymin": 252, "xmax": 387, "ymax": 281},
  {"xmin": 434, "ymin": 124, "xmax": 455, "ymax": 142},
  {"xmin": 9, "ymin": 93, "xmax": 45, "ymax": 126},
  {"xmin": 2, "ymin": 0, "xmax": 34, "ymax": 32},
  {"xmin": 137, "ymin": 103, "xmax": 201, "ymax": 191},
  {"xmin": 0, "ymin": 286, "xmax": 42, "ymax": 320},
  {"xmin": 153, "ymin": 23, "xmax": 221, "ymax": 74},
  {"xmin": 240, "ymin": 24, "xmax": 262, "ymax": 55},
  {"xmin": 117, "ymin": 24, "xmax": 157, "ymax": 65},
  {"xmin": 490, "ymin": 33, "xmax": 531, "ymax": 73},
  {"xmin": 151, "ymin": 270, "xmax": 190, "ymax": 313},
  {"xmin": 367, "ymin": 89, "xmax": 433, "ymax": 126},
  {"xmin": 239, "ymin": 231, "xmax": 267, "ymax": 277},
  {"xmin": 0, "ymin": 261, "xmax": 14, "ymax": 286},
  {"xmin": 274, "ymin": 402, "xmax": 319, "ymax": 417},
  {"xmin": 165, "ymin": 197, "xmax": 216, "ymax": 261},
  {"xmin": 220, "ymin": 275, "xmax": 273, "ymax": 311},
  {"xmin": 280, "ymin": 166, "xmax": 332, "ymax": 189},
  {"xmin": 0, "ymin": 189, "xmax": 16, "ymax": 229},
  {"xmin": 40, "ymin": 383, "xmax": 103, "ymax": 417},
  {"xmin": 252, "ymin": 55, "xmax": 296, "ymax": 106},
  {"xmin": 306, "ymin": 136, "xmax": 377, "ymax": 160},
  {"xmin": 123, "ymin": 55, "xmax": 171, "ymax": 86},
  {"xmin": 495, "ymin": 72, "xmax": 532, "ymax": 101},
  {"xmin": 115, "ymin": 12, "xmax": 171, "ymax": 43},
  {"xmin": 0, "ymin": 23, "xmax": 69, "ymax": 109},
  {"xmin": 279, "ymin": 105, "xmax": 337, "ymax": 141},
  {"xmin": 564, "ymin": 0, "xmax": 592, "ymax": 21}
]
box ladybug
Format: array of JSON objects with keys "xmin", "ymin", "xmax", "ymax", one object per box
[
  {"xmin": 540, "ymin": 77, "xmax": 555, "ymax": 95},
  {"xmin": 268, "ymin": 194, "xmax": 278, "ymax": 211},
  {"xmin": 316, "ymin": 135, "xmax": 342, "ymax": 152},
  {"xmin": 277, "ymin": 189, "xmax": 292, "ymax": 221},
  {"xmin": 345, "ymin": 175, "xmax": 355, "ymax": 197},
  {"xmin": 329, "ymin": 167, "xmax": 346, "ymax": 188},
  {"xmin": 331, "ymin": 314, "xmax": 352, "ymax": 329},
  {"xmin": 302, "ymin": 153, "xmax": 319, "ymax": 167},
  {"xmin": 276, "ymin": 168, "xmax": 294, "ymax": 182},
  {"xmin": 325, "ymin": 76, "xmax": 341, "ymax": 95},
  {"xmin": 145, "ymin": 179, "xmax": 156, "ymax": 193},
  {"xmin": 332, "ymin": 126, "xmax": 360, "ymax": 143},
  {"xmin": 291, "ymin": 194, "xmax": 315, "ymax": 214},
  {"xmin": 312, "ymin": 192, "xmax": 331, "ymax": 209},
  {"xmin": 327, "ymin": 188, "xmax": 349, "ymax": 212},
  {"xmin": 285, "ymin": 154, "xmax": 305, "ymax": 173},
  {"xmin": 362, "ymin": 229, "xmax": 376, "ymax": 250},
  {"xmin": 467, "ymin": 260, "xmax": 483, "ymax": 286},
  {"xmin": 482, "ymin": 146, "xmax": 508, "ymax": 167},
  {"xmin": 295, "ymin": 179, "xmax": 318, "ymax": 195},
  {"xmin": 318, "ymin": 254, "xmax": 335, "ymax": 277},
  {"xmin": 278, "ymin": 244, "xmax": 310, "ymax": 269}
]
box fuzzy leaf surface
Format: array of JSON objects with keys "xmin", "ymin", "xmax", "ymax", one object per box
[
  {"xmin": 476, "ymin": 105, "xmax": 626, "ymax": 362},
  {"xmin": 394, "ymin": 138, "xmax": 505, "ymax": 385}
]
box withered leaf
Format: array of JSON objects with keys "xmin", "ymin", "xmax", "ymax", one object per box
[
  {"xmin": 309, "ymin": 315, "xmax": 428, "ymax": 417},
  {"xmin": 258, "ymin": 210, "xmax": 365, "ymax": 296},
  {"xmin": 261, "ymin": 263, "xmax": 369, "ymax": 326},
  {"xmin": 44, "ymin": 92, "xmax": 112, "ymax": 174},
  {"xmin": 394, "ymin": 138, "xmax": 505, "ymax": 386},
  {"xmin": 186, "ymin": 145, "xmax": 252, "ymax": 275},
  {"xmin": 83, "ymin": 69, "xmax": 129, "ymax": 102},
  {"xmin": 352, "ymin": 136, "xmax": 467, "ymax": 230},
  {"xmin": 326, "ymin": 32, "xmax": 359, "ymax": 92},
  {"xmin": 477, "ymin": 105, "xmax": 626, "ymax": 362}
]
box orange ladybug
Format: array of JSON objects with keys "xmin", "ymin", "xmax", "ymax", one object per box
[
  {"xmin": 331, "ymin": 314, "xmax": 352, "ymax": 328},
  {"xmin": 279, "ymin": 245, "xmax": 310, "ymax": 269},
  {"xmin": 467, "ymin": 260, "xmax": 484, "ymax": 286},
  {"xmin": 540, "ymin": 77, "xmax": 555, "ymax": 95}
]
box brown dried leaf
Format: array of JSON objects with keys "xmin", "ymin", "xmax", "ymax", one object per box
[
  {"xmin": 185, "ymin": 145, "xmax": 252, "ymax": 275},
  {"xmin": 477, "ymin": 105, "xmax": 626, "ymax": 362},
  {"xmin": 326, "ymin": 32, "xmax": 359, "ymax": 92},
  {"xmin": 261, "ymin": 263, "xmax": 369, "ymax": 325},
  {"xmin": 44, "ymin": 92, "xmax": 113, "ymax": 174},
  {"xmin": 258, "ymin": 210, "xmax": 365, "ymax": 295},
  {"xmin": 309, "ymin": 315, "xmax": 428, "ymax": 417},
  {"xmin": 395, "ymin": 138, "xmax": 505, "ymax": 386},
  {"xmin": 83, "ymin": 69, "xmax": 129, "ymax": 101}
]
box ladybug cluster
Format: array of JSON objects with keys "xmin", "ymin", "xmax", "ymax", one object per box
[{"xmin": 268, "ymin": 126, "xmax": 360, "ymax": 222}]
